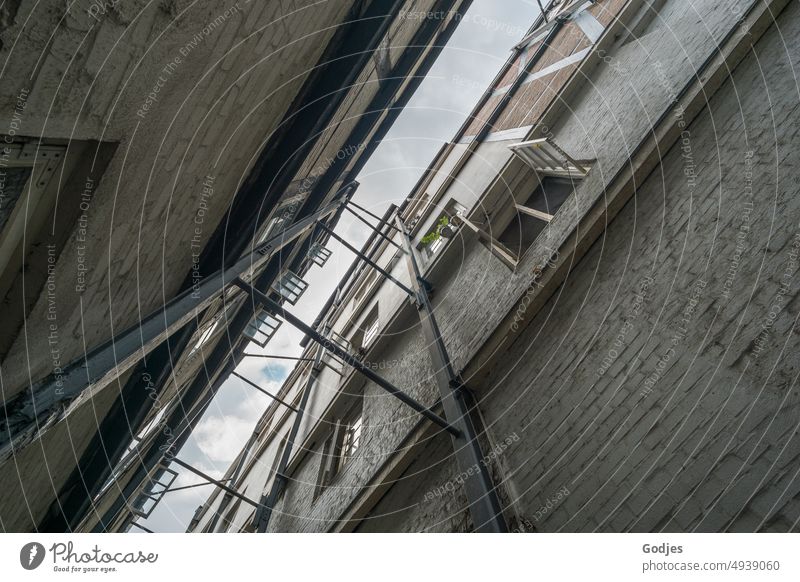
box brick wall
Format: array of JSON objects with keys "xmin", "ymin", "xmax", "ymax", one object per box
[
  {"xmin": 479, "ymin": 1, "xmax": 800, "ymax": 531},
  {"xmin": 0, "ymin": 0, "xmax": 351, "ymax": 397}
]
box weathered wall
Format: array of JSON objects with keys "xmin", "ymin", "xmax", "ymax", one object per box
[
  {"xmin": 477, "ymin": 1, "xmax": 800, "ymax": 531},
  {"xmin": 355, "ymin": 435, "xmax": 469, "ymax": 532},
  {"xmin": 0, "ymin": 0, "xmax": 352, "ymax": 397},
  {"xmin": 268, "ymin": 320, "xmax": 443, "ymax": 532},
  {"xmin": 0, "ymin": 0, "xmax": 372, "ymax": 532}
]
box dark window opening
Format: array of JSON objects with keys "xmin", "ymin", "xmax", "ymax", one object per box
[
  {"xmin": 314, "ymin": 398, "xmax": 364, "ymax": 499},
  {"xmin": 498, "ymin": 176, "xmax": 576, "ymax": 258}
]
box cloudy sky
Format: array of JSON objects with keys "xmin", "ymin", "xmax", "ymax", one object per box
[{"xmin": 136, "ymin": 0, "xmax": 539, "ymax": 533}]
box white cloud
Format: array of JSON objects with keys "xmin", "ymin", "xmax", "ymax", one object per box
[{"xmin": 193, "ymin": 414, "xmax": 257, "ymax": 465}]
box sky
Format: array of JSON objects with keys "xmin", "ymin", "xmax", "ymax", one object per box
[{"xmin": 135, "ymin": 0, "xmax": 540, "ymax": 533}]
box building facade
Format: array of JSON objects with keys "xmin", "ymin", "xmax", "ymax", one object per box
[
  {"xmin": 0, "ymin": 0, "xmax": 471, "ymax": 532},
  {"xmin": 190, "ymin": 0, "xmax": 800, "ymax": 533}
]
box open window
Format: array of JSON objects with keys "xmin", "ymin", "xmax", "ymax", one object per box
[
  {"xmin": 255, "ymin": 194, "xmax": 304, "ymax": 246},
  {"xmin": 509, "ymin": 138, "xmax": 590, "ymax": 178},
  {"xmin": 314, "ymin": 398, "xmax": 364, "ymax": 499},
  {"xmin": 271, "ymin": 270, "xmax": 308, "ymax": 305},
  {"xmin": 244, "ymin": 308, "xmax": 282, "ymax": 348},
  {"xmin": 130, "ymin": 465, "xmax": 178, "ymax": 519},
  {"xmin": 324, "ymin": 328, "xmax": 352, "ymax": 370},
  {"xmin": 349, "ymin": 304, "xmax": 379, "ymax": 357},
  {"xmin": 452, "ymin": 137, "xmax": 589, "ymax": 269},
  {"xmin": 497, "ymin": 175, "xmax": 579, "ymax": 258},
  {"xmin": 307, "ymin": 242, "xmax": 332, "ymax": 267},
  {"xmin": 189, "ymin": 318, "xmax": 222, "ymax": 357}
]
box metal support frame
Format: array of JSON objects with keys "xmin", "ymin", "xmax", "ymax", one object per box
[
  {"xmin": 253, "ymin": 345, "xmax": 325, "ymax": 532},
  {"xmin": 348, "ymin": 200, "xmax": 403, "ymax": 233},
  {"xmin": 242, "ymin": 354, "xmax": 315, "ymax": 362},
  {"xmin": 73, "ymin": 0, "xmax": 472, "ymax": 532},
  {"xmin": 317, "ymin": 222, "xmax": 415, "ymax": 297},
  {"xmin": 232, "ymin": 278, "xmax": 459, "ymax": 437},
  {"xmin": 395, "ymin": 216, "xmax": 508, "ymax": 533},
  {"xmin": 171, "ymin": 458, "xmax": 262, "ymax": 510},
  {"xmin": 232, "ymin": 372, "xmax": 299, "ymax": 413},
  {"xmin": 344, "ymin": 205, "xmax": 406, "ymax": 253},
  {"xmin": 0, "ymin": 198, "xmax": 342, "ymax": 460},
  {"xmin": 164, "ymin": 479, "xmax": 231, "ymax": 494}
]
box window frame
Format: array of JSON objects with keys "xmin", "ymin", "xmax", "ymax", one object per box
[{"xmin": 313, "ymin": 398, "xmax": 364, "ymax": 499}]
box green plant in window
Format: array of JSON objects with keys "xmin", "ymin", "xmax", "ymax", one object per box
[{"xmin": 420, "ymin": 216, "xmax": 450, "ymax": 245}]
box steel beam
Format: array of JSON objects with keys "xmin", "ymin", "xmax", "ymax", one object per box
[
  {"xmin": 89, "ymin": 195, "xmax": 353, "ymax": 533},
  {"xmin": 395, "ymin": 216, "xmax": 508, "ymax": 533},
  {"xmin": 242, "ymin": 354, "xmax": 315, "ymax": 362},
  {"xmin": 253, "ymin": 346, "xmax": 324, "ymax": 532},
  {"xmin": 171, "ymin": 458, "xmax": 262, "ymax": 510},
  {"xmin": 82, "ymin": 0, "xmax": 472, "ymax": 532},
  {"xmin": 344, "ymin": 205, "xmax": 407, "ymax": 253},
  {"xmin": 232, "ymin": 278, "xmax": 460, "ymax": 437},
  {"xmin": 317, "ymin": 222, "xmax": 415, "ymax": 297},
  {"xmin": 232, "ymin": 372, "xmax": 299, "ymax": 413},
  {"xmin": 0, "ymin": 198, "xmax": 341, "ymax": 461},
  {"xmin": 165, "ymin": 479, "xmax": 230, "ymax": 494},
  {"xmin": 348, "ymin": 200, "xmax": 403, "ymax": 233}
]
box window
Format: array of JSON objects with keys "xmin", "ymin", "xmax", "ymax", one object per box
[
  {"xmin": 244, "ymin": 308, "xmax": 282, "ymax": 347},
  {"xmin": 314, "ymin": 400, "xmax": 364, "ymax": 499},
  {"xmin": 271, "ymin": 270, "xmax": 308, "ymax": 305},
  {"xmin": 363, "ymin": 315, "xmax": 379, "ymax": 348},
  {"xmin": 219, "ymin": 491, "xmax": 245, "ymax": 532},
  {"xmin": 353, "ymin": 269, "xmax": 377, "ymax": 303},
  {"xmin": 509, "ymin": 138, "xmax": 589, "ymax": 178},
  {"xmin": 449, "ymin": 138, "xmax": 589, "ymax": 268},
  {"xmin": 0, "ymin": 137, "xmax": 115, "ymax": 358},
  {"xmin": 307, "ymin": 242, "xmax": 332, "ymax": 267},
  {"xmin": 349, "ymin": 304, "xmax": 379, "ymax": 355},
  {"xmin": 189, "ymin": 318, "xmax": 221, "ymax": 356},
  {"xmin": 256, "ymin": 195, "xmax": 303, "ymax": 245},
  {"xmin": 130, "ymin": 466, "xmax": 178, "ymax": 519},
  {"xmin": 324, "ymin": 329, "xmax": 351, "ymax": 369},
  {"xmin": 498, "ymin": 176, "xmax": 577, "ymax": 258},
  {"xmin": 338, "ymin": 412, "xmax": 363, "ymax": 473},
  {"xmin": 419, "ymin": 199, "xmax": 467, "ymax": 260}
]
